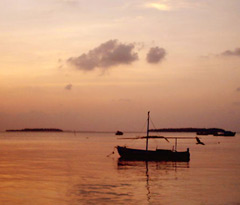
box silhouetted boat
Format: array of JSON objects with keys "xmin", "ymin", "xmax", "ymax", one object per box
[
  {"xmin": 115, "ymin": 130, "xmax": 123, "ymax": 135},
  {"xmin": 213, "ymin": 131, "xmax": 236, "ymax": 137},
  {"xmin": 196, "ymin": 128, "xmax": 235, "ymax": 136},
  {"xmin": 116, "ymin": 112, "xmax": 190, "ymax": 162}
]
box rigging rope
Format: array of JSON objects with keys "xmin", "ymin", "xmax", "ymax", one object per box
[
  {"xmin": 149, "ymin": 116, "xmax": 168, "ymax": 147},
  {"xmin": 127, "ymin": 119, "xmax": 148, "ymax": 147},
  {"xmin": 138, "ymin": 119, "xmax": 147, "ymax": 135},
  {"xmin": 106, "ymin": 147, "xmax": 116, "ymax": 157}
]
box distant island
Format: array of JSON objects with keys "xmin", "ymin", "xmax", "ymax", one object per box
[{"xmin": 6, "ymin": 128, "xmax": 63, "ymax": 132}]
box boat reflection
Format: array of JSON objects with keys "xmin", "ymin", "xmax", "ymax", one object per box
[
  {"xmin": 117, "ymin": 159, "xmax": 189, "ymax": 203},
  {"xmin": 117, "ymin": 158, "xmax": 189, "ymax": 170}
]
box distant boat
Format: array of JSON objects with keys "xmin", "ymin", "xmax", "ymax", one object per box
[
  {"xmin": 213, "ymin": 131, "xmax": 236, "ymax": 137},
  {"xmin": 197, "ymin": 130, "xmax": 236, "ymax": 137},
  {"xmin": 116, "ymin": 112, "xmax": 190, "ymax": 162},
  {"xmin": 115, "ymin": 131, "xmax": 124, "ymax": 135},
  {"xmin": 196, "ymin": 128, "xmax": 235, "ymax": 136}
]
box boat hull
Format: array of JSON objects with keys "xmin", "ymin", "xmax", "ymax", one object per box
[{"xmin": 117, "ymin": 146, "xmax": 190, "ymax": 162}]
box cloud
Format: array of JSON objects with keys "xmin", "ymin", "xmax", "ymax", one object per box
[
  {"xmin": 221, "ymin": 48, "xmax": 240, "ymax": 57},
  {"xmin": 146, "ymin": 47, "xmax": 166, "ymax": 63},
  {"xmin": 67, "ymin": 39, "xmax": 138, "ymax": 71},
  {"xmin": 65, "ymin": 84, "xmax": 72, "ymax": 90}
]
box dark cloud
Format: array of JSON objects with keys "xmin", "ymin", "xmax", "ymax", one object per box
[
  {"xmin": 146, "ymin": 47, "xmax": 166, "ymax": 63},
  {"xmin": 65, "ymin": 84, "xmax": 72, "ymax": 90},
  {"xmin": 221, "ymin": 48, "xmax": 240, "ymax": 57},
  {"xmin": 67, "ymin": 40, "xmax": 138, "ymax": 71}
]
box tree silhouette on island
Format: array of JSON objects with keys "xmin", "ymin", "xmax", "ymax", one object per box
[{"xmin": 6, "ymin": 128, "xmax": 63, "ymax": 132}]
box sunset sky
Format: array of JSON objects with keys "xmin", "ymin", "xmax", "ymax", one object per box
[{"xmin": 1, "ymin": 0, "xmax": 240, "ymax": 131}]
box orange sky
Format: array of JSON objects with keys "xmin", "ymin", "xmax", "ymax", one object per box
[{"xmin": 1, "ymin": 0, "xmax": 240, "ymax": 131}]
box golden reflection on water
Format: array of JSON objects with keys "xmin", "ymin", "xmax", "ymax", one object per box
[
  {"xmin": 0, "ymin": 132, "xmax": 240, "ymax": 204},
  {"xmin": 117, "ymin": 159, "xmax": 190, "ymax": 204}
]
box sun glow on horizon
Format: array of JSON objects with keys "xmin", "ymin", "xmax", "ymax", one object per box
[
  {"xmin": 0, "ymin": 0, "xmax": 240, "ymax": 131},
  {"xmin": 145, "ymin": 3, "xmax": 171, "ymax": 11}
]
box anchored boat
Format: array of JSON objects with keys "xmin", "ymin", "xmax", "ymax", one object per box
[{"xmin": 116, "ymin": 112, "xmax": 191, "ymax": 162}]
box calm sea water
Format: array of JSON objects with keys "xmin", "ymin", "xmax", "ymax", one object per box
[{"xmin": 0, "ymin": 131, "xmax": 239, "ymax": 205}]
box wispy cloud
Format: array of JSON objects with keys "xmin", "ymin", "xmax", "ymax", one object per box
[
  {"xmin": 221, "ymin": 48, "xmax": 240, "ymax": 57},
  {"xmin": 146, "ymin": 47, "xmax": 166, "ymax": 63},
  {"xmin": 67, "ymin": 39, "xmax": 138, "ymax": 71}
]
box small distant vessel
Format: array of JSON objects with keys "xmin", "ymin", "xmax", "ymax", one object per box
[
  {"xmin": 213, "ymin": 131, "xmax": 236, "ymax": 137},
  {"xmin": 197, "ymin": 130, "xmax": 236, "ymax": 137},
  {"xmin": 115, "ymin": 131, "xmax": 124, "ymax": 135},
  {"xmin": 197, "ymin": 128, "xmax": 235, "ymax": 136},
  {"xmin": 116, "ymin": 112, "xmax": 190, "ymax": 162}
]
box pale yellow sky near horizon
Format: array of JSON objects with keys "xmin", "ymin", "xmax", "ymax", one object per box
[{"xmin": 1, "ymin": 0, "xmax": 240, "ymax": 131}]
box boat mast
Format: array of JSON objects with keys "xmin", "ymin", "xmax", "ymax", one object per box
[{"xmin": 146, "ymin": 111, "xmax": 150, "ymax": 151}]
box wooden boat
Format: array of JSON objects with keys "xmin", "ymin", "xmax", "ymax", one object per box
[
  {"xmin": 116, "ymin": 112, "xmax": 190, "ymax": 162},
  {"xmin": 117, "ymin": 146, "xmax": 190, "ymax": 161}
]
